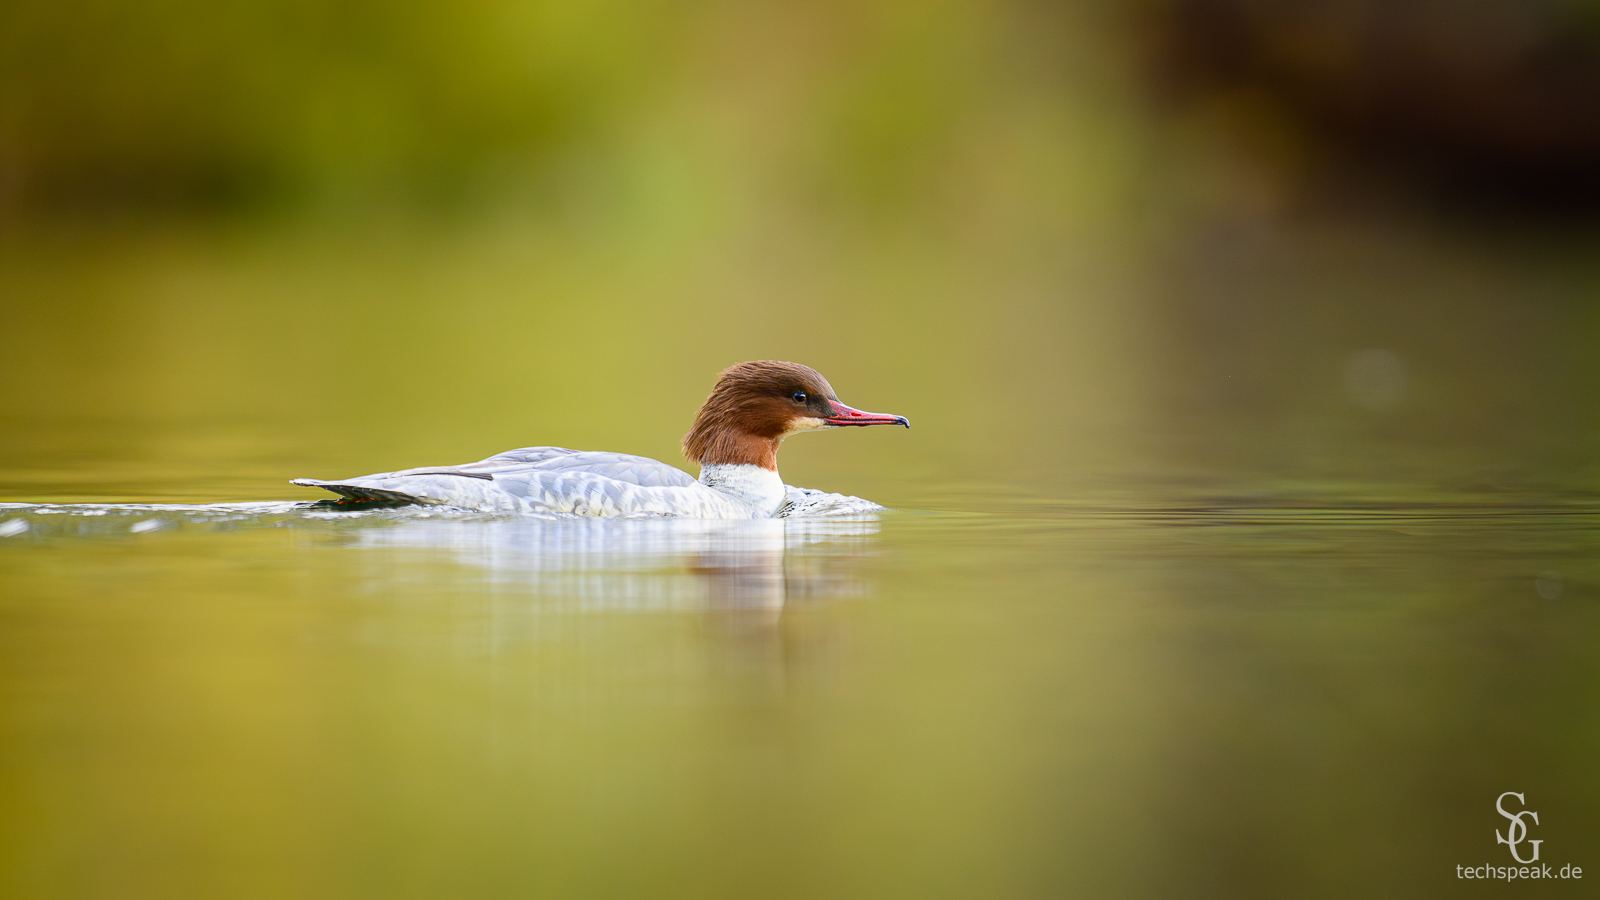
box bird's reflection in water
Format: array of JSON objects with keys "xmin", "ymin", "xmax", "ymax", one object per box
[
  {"xmin": 348, "ymin": 514, "xmax": 882, "ymax": 703},
  {"xmin": 349, "ymin": 515, "xmax": 879, "ymax": 614}
]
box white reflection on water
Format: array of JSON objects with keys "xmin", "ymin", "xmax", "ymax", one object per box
[
  {"xmin": 348, "ymin": 515, "xmax": 881, "ymax": 612},
  {"xmin": 0, "ymin": 502, "xmax": 883, "ymax": 612}
]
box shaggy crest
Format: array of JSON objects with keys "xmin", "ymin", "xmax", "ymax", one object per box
[{"xmin": 682, "ymin": 361, "xmax": 840, "ymax": 470}]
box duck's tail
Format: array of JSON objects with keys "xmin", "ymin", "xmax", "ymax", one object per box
[{"xmin": 291, "ymin": 478, "xmax": 424, "ymax": 504}]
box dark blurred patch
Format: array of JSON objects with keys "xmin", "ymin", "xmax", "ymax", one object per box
[{"xmin": 1144, "ymin": 0, "xmax": 1600, "ymax": 214}]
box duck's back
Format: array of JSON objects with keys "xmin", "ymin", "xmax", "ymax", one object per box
[{"xmin": 479, "ymin": 448, "xmax": 699, "ymax": 488}]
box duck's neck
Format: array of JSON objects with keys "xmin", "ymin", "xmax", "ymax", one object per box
[{"xmin": 699, "ymin": 463, "xmax": 786, "ymax": 517}]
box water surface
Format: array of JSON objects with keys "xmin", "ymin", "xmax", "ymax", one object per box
[{"xmin": 4, "ymin": 477, "xmax": 1597, "ymax": 898}]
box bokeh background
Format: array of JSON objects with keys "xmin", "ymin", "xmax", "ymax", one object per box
[
  {"xmin": 5, "ymin": 0, "xmax": 1599, "ymax": 505},
  {"xmin": 5, "ymin": 2, "xmax": 1600, "ymax": 898}
]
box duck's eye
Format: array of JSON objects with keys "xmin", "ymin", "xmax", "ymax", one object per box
[{"xmin": 791, "ymin": 391, "xmax": 808, "ymax": 404}]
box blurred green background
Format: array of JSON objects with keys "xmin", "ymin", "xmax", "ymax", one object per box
[
  {"xmin": 1, "ymin": 0, "xmax": 1160, "ymax": 503},
  {"xmin": 5, "ymin": 0, "xmax": 1600, "ymax": 503},
  {"xmin": 5, "ymin": 2, "xmax": 1600, "ymax": 898}
]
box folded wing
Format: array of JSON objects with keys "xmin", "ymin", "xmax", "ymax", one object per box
[{"xmin": 292, "ymin": 447, "xmax": 731, "ymax": 516}]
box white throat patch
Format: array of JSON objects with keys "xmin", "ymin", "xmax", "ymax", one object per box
[{"xmin": 698, "ymin": 463, "xmax": 787, "ymax": 518}]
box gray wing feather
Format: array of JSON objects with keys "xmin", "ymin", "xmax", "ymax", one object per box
[
  {"xmin": 293, "ymin": 446, "xmax": 712, "ymax": 514},
  {"xmin": 478, "ymin": 447, "xmax": 583, "ymax": 466},
  {"xmin": 474, "ymin": 447, "xmax": 698, "ymax": 488}
]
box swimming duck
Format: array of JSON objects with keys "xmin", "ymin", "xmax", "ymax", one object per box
[{"xmin": 293, "ymin": 361, "xmax": 908, "ymax": 517}]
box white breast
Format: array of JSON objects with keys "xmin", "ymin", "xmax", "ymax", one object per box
[{"xmin": 697, "ymin": 464, "xmax": 788, "ymax": 518}]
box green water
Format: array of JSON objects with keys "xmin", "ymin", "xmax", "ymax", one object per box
[{"xmin": 4, "ymin": 218, "xmax": 1600, "ymax": 898}]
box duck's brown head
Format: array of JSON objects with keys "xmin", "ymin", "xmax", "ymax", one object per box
[{"xmin": 682, "ymin": 361, "xmax": 909, "ymax": 470}]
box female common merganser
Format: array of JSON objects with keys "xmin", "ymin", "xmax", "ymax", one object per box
[{"xmin": 293, "ymin": 361, "xmax": 908, "ymax": 518}]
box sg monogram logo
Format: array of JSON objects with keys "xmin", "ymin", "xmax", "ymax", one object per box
[
  {"xmin": 1458, "ymin": 792, "xmax": 1579, "ymax": 880},
  {"xmin": 1496, "ymin": 792, "xmax": 1542, "ymax": 864}
]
